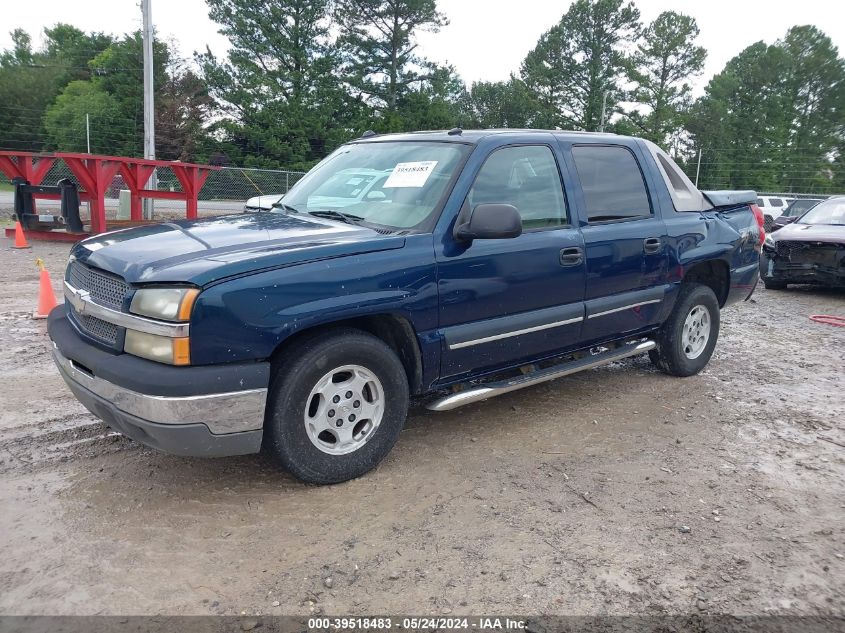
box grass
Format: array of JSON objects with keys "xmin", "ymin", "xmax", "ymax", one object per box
[{"xmin": 0, "ymin": 182, "xmax": 14, "ymax": 192}]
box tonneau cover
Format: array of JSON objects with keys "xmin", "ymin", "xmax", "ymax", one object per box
[{"xmin": 702, "ymin": 190, "xmax": 757, "ymax": 207}]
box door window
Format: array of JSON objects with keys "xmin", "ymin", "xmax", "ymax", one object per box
[
  {"xmin": 466, "ymin": 145, "xmax": 567, "ymax": 229},
  {"xmin": 572, "ymin": 145, "xmax": 652, "ymax": 222}
]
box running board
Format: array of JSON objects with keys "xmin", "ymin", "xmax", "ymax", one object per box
[{"xmin": 426, "ymin": 340, "xmax": 656, "ymax": 412}]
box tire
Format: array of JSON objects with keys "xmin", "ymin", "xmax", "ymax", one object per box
[
  {"xmin": 263, "ymin": 328, "xmax": 409, "ymax": 484},
  {"xmin": 763, "ymin": 279, "xmax": 787, "ymax": 290},
  {"xmin": 648, "ymin": 283, "xmax": 720, "ymax": 377}
]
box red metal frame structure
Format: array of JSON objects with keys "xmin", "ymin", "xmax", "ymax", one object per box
[
  {"xmin": 0, "ymin": 151, "xmax": 58, "ymax": 214},
  {"xmin": 0, "ymin": 151, "xmax": 219, "ymax": 235}
]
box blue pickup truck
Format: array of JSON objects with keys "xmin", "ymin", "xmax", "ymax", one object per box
[{"xmin": 48, "ymin": 130, "xmax": 763, "ymax": 484}]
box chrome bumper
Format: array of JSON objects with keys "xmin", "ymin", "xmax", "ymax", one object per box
[{"xmin": 52, "ymin": 345, "xmax": 267, "ymax": 435}]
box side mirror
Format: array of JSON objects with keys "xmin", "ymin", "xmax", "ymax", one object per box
[{"xmin": 456, "ymin": 203, "xmax": 522, "ymax": 241}]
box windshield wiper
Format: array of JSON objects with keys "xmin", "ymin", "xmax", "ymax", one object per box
[{"xmin": 306, "ymin": 209, "xmax": 365, "ymax": 225}]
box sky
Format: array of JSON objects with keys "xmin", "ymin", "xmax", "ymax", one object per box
[{"xmin": 2, "ymin": 0, "xmax": 844, "ymax": 96}]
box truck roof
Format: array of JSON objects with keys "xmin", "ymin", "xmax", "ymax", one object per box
[{"xmin": 349, "ymin": 129, "xmax": 630, "ymax": 145}]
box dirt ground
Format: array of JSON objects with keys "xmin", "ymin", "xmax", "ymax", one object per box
[{"xmin": 0, "ymin": 238, "xmax": 843, "ymax": 617}]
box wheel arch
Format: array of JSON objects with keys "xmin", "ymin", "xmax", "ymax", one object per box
[
  {"xmin": 269, "ymin": 314, "xmax": 425, "ymax": 395},
  {"xmin": 681, "ymin": 259, "xmax": 730, "ymax": 307}
]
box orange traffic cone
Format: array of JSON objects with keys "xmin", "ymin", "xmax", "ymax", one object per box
[
  {"xmin": 11, "ymin": 220, "xmax": 30, "ymax": 249},
  {"xmin": 34, "ymin": 258, "xmax": 58, "ymax": 320}
]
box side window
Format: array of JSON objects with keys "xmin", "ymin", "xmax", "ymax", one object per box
[
  {"xmin": 466, "ymin": 145, "xmax": 567, "ymax": 229},
  {"xmin": 757, "ymin": 198, "xmax": 765, "ymax": 206},
  {"xmin": 771, "ymin": 198, "xmax": 784, "ymax": 207},
  {"xmin": 572, "ymin": 145, "xmax": 652, "ymax": 222}
]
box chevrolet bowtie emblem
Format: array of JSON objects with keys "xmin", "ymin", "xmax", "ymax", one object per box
[{"xmin": 68, "ymin": 287, "xmax": 91, "ymax": 314}]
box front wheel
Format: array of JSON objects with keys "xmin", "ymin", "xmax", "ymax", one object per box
[
  {"xmin": 264, "ymin": 328, "xmax": 409, "ymax": 485},
  {"xmin": 649, "ymin": 283, "xmax": 720, "ymax": 377}
]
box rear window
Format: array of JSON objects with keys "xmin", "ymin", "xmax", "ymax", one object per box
[{"xmin": 572, "ymin": 145, "xmax": 651, "ymax": 222}]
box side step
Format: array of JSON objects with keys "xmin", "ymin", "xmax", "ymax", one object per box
[{"xmin": 426, "ymin": 340, "xmax": 656, "ymax": 412}]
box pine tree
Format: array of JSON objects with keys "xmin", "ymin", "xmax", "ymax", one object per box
[
  {"xmin": 334, "ymin": 0, "xmax": 447, "ymax": 129},
  {"xmin": 198, "ymin": 0, "xmax": 354, "ymax": 168},
  {"xmin": 625, "ymin": 11, "xmax": 705, "ymax": 148},
  {"xmin": 520, "ymin": 0, "xmax": 640, "ymax": 131}
]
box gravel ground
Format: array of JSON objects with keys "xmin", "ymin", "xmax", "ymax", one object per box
[{"xmin": 0, "ymin": 238, "xmax": 843, "ymax": 617}]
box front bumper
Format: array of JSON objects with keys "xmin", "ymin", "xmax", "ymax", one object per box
[
  {"xmin": 760, "ymin": 249, "xmax": 845, "ymax": 287},
  {"xmin": 48, "ymin": 306, "xmax": 270, "ymax": 457}
]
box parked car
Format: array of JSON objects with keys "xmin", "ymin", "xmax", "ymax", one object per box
[
  {"xmin": 298, "ymin": 168, "xmax": 392, "ymax": 210},
  {"xmin": 49, "ymin": 130, "xmax": 762, "ymax": 484},
  {"xmin": 244, "ymin": 193, "xmax": 285, "ymax": 212},
  {"xmin": 771, "ymin": 197, "xmax": 824, "ymax": 231},
  {"xmin": 760, "ymin": 195, "xmax": 845, "ymax": 289},
  {"xmin": 757, "ymin": 195, "xmax": 794, "ymax": 230}
]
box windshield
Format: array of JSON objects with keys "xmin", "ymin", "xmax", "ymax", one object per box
[
  {"xmin": 279, "ymin": 141, "xmax": 469, "ymax": 230},
  {"xmin": 797, "ymin": 198, "xmax": 845, "ymax": 226}
]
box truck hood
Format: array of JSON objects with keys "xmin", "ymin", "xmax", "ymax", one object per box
[
  {"xmin": 773, "ymin": 222, "xmax": 845, "ymax": 244},
  {"xmin": 72, "ymin": 213, "xmax": 406, "ymax": 285}
]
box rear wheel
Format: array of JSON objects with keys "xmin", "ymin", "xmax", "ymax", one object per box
[
  {"xmin": 264, "ymin": 328, "xmax": 409, "ymax": 484},
  {"xmin": 649, "ymin": 283, "xmax": 720, "ymax": 377}
]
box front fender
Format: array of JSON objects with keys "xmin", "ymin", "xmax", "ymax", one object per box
[{"xmin": 188, "ymin": 234, "xmax": 439, "ymax": 367}]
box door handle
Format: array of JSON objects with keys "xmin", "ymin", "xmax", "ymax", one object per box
[
  {"xmin": 559, "ymin": 247, "xmax": 583, "ymax": 267},
  {"xmin": 643, "ymin": 237, "xmax": 662, "ymax": 254}
]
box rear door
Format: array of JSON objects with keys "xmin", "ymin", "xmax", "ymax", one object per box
[
  {"xmin": 435, "ymin": 138, "xmax": 586, "ymax": 380},
  {"xmin": 564, "ymin": 142, "xmax": 669, "ymax": 345}
]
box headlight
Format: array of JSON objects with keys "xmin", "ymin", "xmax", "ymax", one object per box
[
  {"xmin": 764, "ymin": 234, "xmax": 775, "ymax": 249},
  {"xmin": 125, "ymin": 330, "xmax": 191, "ymax": 366},
  {"xmin": 130, "ymin": 287, "xmax": 199, "ymax": 321}
]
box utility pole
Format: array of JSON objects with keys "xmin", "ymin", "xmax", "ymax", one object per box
[
  {"xmin": 85, "ymin": 113, "xmax": 91, "ymax": 153},
  {"xmin": 598, "ymin": 90, "xmax": 609, "ymax": 133},
  {"xmin": 142, "ymin": 0, "xmax": 156, "ymax": 219}
]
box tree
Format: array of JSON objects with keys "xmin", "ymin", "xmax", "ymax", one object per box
[
  {"xmin": 0, "ymin": 29, "xmax": 34, "ymax": 66},
  {"xmin": 0, "ymin": 25, "xmax": 116, "ymax": 153},
  {"xmin": 43, "ymin": 81, "xmax": 124, "ymax": 154},
  {"xmin": 459, "ymin": 76, "xmax": 549, "ymax": 129},
  {"xmin": 688, "ymin": 26, "xmax": 844, "ymax": 192},
  {"xmin": 392, "ymin": 64, "xmax": 463, "ymax": 130},
  {"xmin": 43, "ymin": 24, "xmax": 113, "ymax": 85},
  {"xmin": 89, "ymin": 31, "xmax": 170, "ymax": 156},
  {"xmin": 198, "ymin": 0, "xmax": 353, "ymax": 169},
  {"xmin": 777, "ymin": 25, "xmax": 845, "ymax": 191},
  {"xmin": 625, "ymin": 11, "xmax": 705, "ymax": 147},
  {"xmin": 687, "ymin": 42, "xmax": 788, "ymax": 190},
  {"xmin": 520, "ymin": 0, "xmax": 640, "ymax": 131},
  {"xmin": 156, "ymin": 68, "xmax": 214, "ymax": 161},
  {"xmin": 335, "ymin": 0, "xmax": 447, "ymax": 129}
]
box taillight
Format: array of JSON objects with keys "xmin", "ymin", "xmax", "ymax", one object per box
[{"xmin": 750, "ymin": 204, "xmax": 765, "ymax": 247}]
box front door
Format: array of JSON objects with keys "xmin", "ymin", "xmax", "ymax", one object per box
[{"xmin": 435, "ymin": 141, "xmax": 586, "ymax": 380}]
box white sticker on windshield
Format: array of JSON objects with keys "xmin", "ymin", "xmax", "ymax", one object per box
[{"xmin": 384, "ymin": 161, "xmax": 438, "ymax": 188}]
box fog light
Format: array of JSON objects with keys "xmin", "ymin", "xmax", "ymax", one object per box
[{"xmin": 124, "ymin": 330, "xmax": 190, "ymax": 365}]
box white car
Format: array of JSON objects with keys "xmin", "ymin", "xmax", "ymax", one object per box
[
  {"xmin": 756, "ymin": 195, "xmax": 794, "ymax": 230},
  {"xmin": 244, "ymin": 193, "xmax": 285, "ymax": 212}
]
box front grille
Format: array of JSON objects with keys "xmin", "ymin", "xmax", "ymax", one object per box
[
  {"xmin": 776, "ymin": 240, "xmax": 842, "ymax": 259},
  {"xmin": 775, "ymin": 241, "xmax": 811, "ymax": 259},
  {"xmin": 74, "ymin": 313, "xmax": 119, "ymax": 345},
  {"xmin": 68, "ymin": 261, "xmax": 129, "ymax": 310}
]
